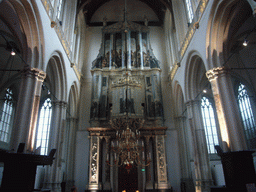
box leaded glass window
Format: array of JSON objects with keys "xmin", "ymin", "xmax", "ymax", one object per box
[
  {"xmin": 56, "ymin": 0, "xmax": 64, "ymax": 20},
  {"xmin": 185, "ymin": 0, "xmax": 194, "ymax": 24},
  {"xmin": 201, "ymin": 97, "xmax": 219, "ymax": 154},
  {"xmin": 237, "ymin": 83, "xmax": 256, "ymax": 149},
  {"xmin": 36, "ymin": 98, "xmax": 52, "ymax": 155},
  {"xmin": 0, "ymin": 88, "xmax": 14, "ymax": 143}
]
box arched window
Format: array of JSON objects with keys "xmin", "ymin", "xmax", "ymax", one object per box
[
  {"xmin": 36, "ymin": 98, "xmax": 52, "ymax": 155},
  {"xmin": 201, "ymin": 97, "xmax": 219, "ymax": 154},
  {"xmin": 56, "ymin": 0, "xmax": 64, "ymax": 20},
  {"xmin": 0, "ymin": 88, "xmax": 15, "ymax": 143},
  {"xmin": 185, "ymin": 0, "xmax": 194, "ymax": 24},
  {"xmin": 237, "ymin": 83, "xmax": 256, "ymax": 149}
]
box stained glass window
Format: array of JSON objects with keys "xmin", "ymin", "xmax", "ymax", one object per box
[
  {"xmin": 201, "ymin": 97, "xmax": 219, "ymax": 154},
  {"xmin": 0, "ymin": 88, "xmax": 14, "ymax": 143},
  {"xmin": 238, "ymin": 83, "xmax": 256, "ymax": 149},
  {"xmin": 36, "ymin": 98, "xmax": 52, "ymax": 155}
]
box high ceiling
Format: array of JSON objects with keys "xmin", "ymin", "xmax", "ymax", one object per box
[{"xmin": 77, "ymin": 0, "xmax": 173, "ymax": 26}]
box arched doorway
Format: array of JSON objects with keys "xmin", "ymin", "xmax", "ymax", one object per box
[{"xmin": 118, "ymin": 166, "xmax": 138, "ymax": 192}]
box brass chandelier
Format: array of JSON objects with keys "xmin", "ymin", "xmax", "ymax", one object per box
[{"xmin": 106, "ymin": 118, "xmax": 151, "ymax": 172}]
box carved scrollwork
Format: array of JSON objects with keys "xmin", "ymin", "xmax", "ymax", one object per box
[
  {"xmin": 156, "ymin": 136, "xmax": 167, "ymax": 182},
  {"xmin": 90, "ymin": 139, "xmax": 98, "ymax": 182}
]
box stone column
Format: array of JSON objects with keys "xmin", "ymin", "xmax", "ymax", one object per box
[
  {"xmin": 174, "ymin": 116, "xmax": 194, "ymax": 191},
  {"xmin": 186, "ymin": 100, "xmax": 212, "ymax": 192},
  {"xmin": 155, "ymin": 135, "xmax": 169, "ymax": 190},
  {"xmin": 44, "ymin": 100, "xmax": 67, "ymax": 192},
  {"xmin": 88, "ymin": 136, "xmax": 101, "ymax": 191},
  {"xmin": 10, "ymin": 67, "xmax": 46, "ymax": 152},
  {"xmin": 206, "ymin": 67, "xmax": 247, "ymax": 151},
  {"xmin": 65, "ymin": 117, "xmax": 78, "ymax": 189}
]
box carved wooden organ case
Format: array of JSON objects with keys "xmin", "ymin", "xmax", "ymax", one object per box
[
  {"xmin": 90, "ymin": 21, "xmax": 164, "ymax": 127},
  {"xmin": 88, "ymin": 21, "xmax": 169, "ymax": 191}
]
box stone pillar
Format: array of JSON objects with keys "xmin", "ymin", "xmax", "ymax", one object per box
[
  {"xmin": 65, "ymin": 117, "xmax": 78, "ymax": 189},
  {"xmin": 186, "ymin": 100, "xmax": 212, "ymax": 192},
  {"xmin": 10, "ymin": 67, "xmax": 46, "ymax": 152},
  {"xmin": 174, "ymin": 116, "xmax": 195, "ymax": 191},
  {"xmin": 155, "ymin": 135, "xmax": 169, "ymax": 190},
  {"xmin": 44, "ymin": 100, "xmax": 67, "ymax": 192},
  {"xmin": 206, "ymin": 67, "xmax": 247, "ymax": 151},
  {"xmin": 88, "ymin": 136, "xmax": 101, "ymax": 191}
]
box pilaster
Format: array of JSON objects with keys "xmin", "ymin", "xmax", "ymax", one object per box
[
  {"xmin": 88, "ymin": 136, "xmax": 102, "ymax": 191},
  {"xmin": 155, "ymin": 135, "xmax": 169, "ymax": 190}
]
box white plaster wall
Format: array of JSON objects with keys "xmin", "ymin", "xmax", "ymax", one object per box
[
  {"xmin": 36, "ymin": 0, "xmax": 80, "ymax": 95},
  {"xmin": 83, "ymin": 27, "xmax": 102, "ymax": 77},
  {"xmin": 171, "ymin": 0, "xmax": 214, "ymax": 97},
  {"xmin": 149, "ymin": 27, "xmax": 168, "ymax": 77}
]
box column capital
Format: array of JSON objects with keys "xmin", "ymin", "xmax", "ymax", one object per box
[
  {"xmin": 52, "ymin": 100, "xmax": 67, "ymax": 108},
  {"xmin": 206, "ymin": 66, "xmax": 229, "ymax": 81},
  {"xmin": 22, "ymin": 67, "xmax": 46, "ymax": 82},
  {"xmin": 185, "ymin": 99, "xmax": 201, "ymax": 107}
]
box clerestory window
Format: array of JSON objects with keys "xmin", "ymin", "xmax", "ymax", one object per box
[
  {"xmin": 237, "ymin": 83, "xmax": 256, "ymax": 149},
  {"xmin": 0, "ymin": 88, "xmax": 15, "ymax": 143},
  {"xmin": 201, "ymin": 96, "xmax": 219, "ymax": 154},
  {"xmin": 56, "ymin": 0, "xmax": 64, "ymax": 20},
  {"xmin": 36, "ymin": 98, "xmax": 52, "ymax": 155},
  {"xmin": 185, "ymin": 0, "xmax": 194, "ymax": 24}
]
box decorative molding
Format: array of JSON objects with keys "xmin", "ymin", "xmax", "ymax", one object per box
[
  {"xmin": 111, "ymin": 76, "xmax": 142, "ymax": 88},
  {"xmin": 179, "ymin": 0, "xmax": 209, "ymax": 59},
  {"xmin": 40, "ymin": 0, "xmax": 81, "ymax": 80},
  {"xmin": 169, "ymin": 0, "xmax": 210, "ymax": 83},
  {"xmin": 168, "ymin": 62, "xmax": 179, "ymax": 82}
]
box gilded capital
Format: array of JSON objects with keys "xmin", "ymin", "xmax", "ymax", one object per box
[
  {"xmin": 22, "ymin": 67, "xmax": 46, "ymax": 82},
  {"xmin": 206, "ymin": 67, "xmax": 229, "ymax": 81}
]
